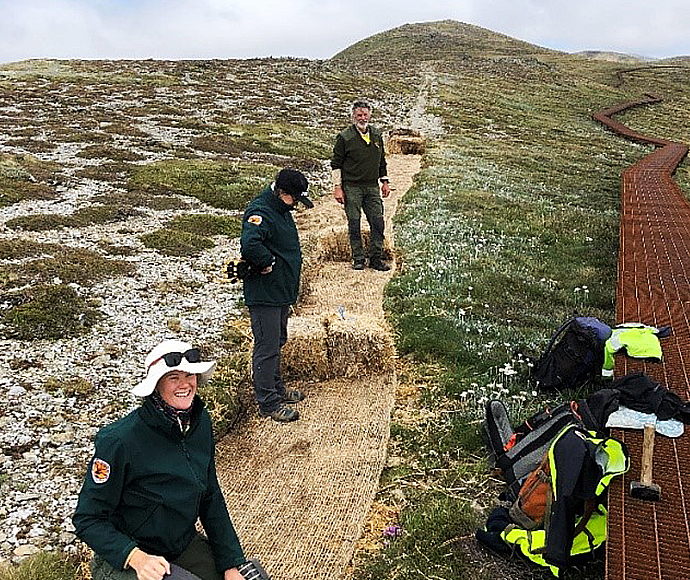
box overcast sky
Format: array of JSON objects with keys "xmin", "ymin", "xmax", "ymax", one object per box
[{"xmin": 1, "ymin": 0, "xmax": 689, "ymax": 64}]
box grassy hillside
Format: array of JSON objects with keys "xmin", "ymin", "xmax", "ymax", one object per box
[
  {"xmin": 1, "ymin": 19, "xmax": 689, "ymax": 580},
  {"xmin": 333, "ymin": 21, "xmax": 690, "ymax": 580},
  {"xmin": 332, "ymin": 20, "xmax": 556, "ymax": 62}
]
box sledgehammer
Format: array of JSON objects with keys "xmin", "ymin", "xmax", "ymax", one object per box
[{"xmin": 630, "ymin": 423, "xmax": 661, "ymax": 502}]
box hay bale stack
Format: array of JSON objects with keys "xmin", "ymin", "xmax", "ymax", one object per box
[
  {"xmin": 282, "ymin": 315, "xmax": 329, "ymax": 379},
  {"xmin": 386, "ymin": 128, "xmax": 426, "ymax": 155},
  {"xmin": 326, "ymin": 315, "xmax": 395, "ymax": 378},
  {"xmin": 298, "ymin": 253, "xmax": 317, "ymax": 304},
  {"xmin": 282, "ymin": 315, "xmax": 394, "ymax": 380}
]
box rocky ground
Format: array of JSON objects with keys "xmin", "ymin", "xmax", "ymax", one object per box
[
  {"xmin": 0, "ymin": 57, "xmax": 441, "ymax": 566},
  {"xmin": 0, "ymin": 58, "xmax": 341, "ymax": 566},
  {"xmin": 0, "ymin": 105, "xmax": 249, "ymax": 567},
  {"xmin": 0, "ymin": 230, "xmax": 243, "ymax": 562}
]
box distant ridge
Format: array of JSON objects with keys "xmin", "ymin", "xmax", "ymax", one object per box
[
  {"xmin": 574, "ymin": 50, "xmax": 656, "ymax": 64},
  {"xmin": 331, "ymin": 20, "xmax": 690, "ymax": 67}
]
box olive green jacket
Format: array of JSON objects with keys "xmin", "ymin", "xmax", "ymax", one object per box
[{"xmin": 331, "ymin": 124, "xmax": 388, "ymax": 186}]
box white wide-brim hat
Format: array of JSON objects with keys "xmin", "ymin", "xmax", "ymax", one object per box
[{"xmin": 132, "ymin": 339, "xmax": 216, "ymax": 397}]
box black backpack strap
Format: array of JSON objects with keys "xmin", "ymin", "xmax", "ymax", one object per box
[
  {"xmin": 484, "ymin": 400, "xmax": 514, "ymax": 468},
  {"xmin": 574, "ymin": 399, "xmax": 606, "ymax": 435}
]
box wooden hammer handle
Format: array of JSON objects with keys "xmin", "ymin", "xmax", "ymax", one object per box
[{"xmin": 640, "ymin": 423, "xmax": 656, "ymax": 485}]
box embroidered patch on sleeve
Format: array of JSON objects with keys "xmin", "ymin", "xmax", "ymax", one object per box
[
  {"xmin": 91, "ymin": 458, "xmax": 111, "ymax": 484},
  {"xmin": 247, "ymin": 215, "xmax": 263, "ymax": 226}
]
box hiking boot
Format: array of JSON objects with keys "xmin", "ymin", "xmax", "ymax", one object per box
[
  {"xmin": 282, "ymin": 389, "xmax": 306, "ymax": 404},
  {"xmin": 369, "ymin": 259, "xmax": 391, "ymax": 272},
  {"xmin": 259, "ymin": 405, "xmax": 299, "ymax": 422},
  {"xmin": 352, "ymin": 260, "xmax": 365, "ymax": 270}
]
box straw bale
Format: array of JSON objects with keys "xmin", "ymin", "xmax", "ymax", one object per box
[
  {"xmin": 282, "ymin": 315, "xmax": 329, "ymax": 379},
  {"xmin": 326, "ymin": 315, "xmax": 395, "ymax": 378},
  {"xmin": 387, "ymin": 135, "xmax": 426, "ymax": 155},
  {"xmin": 386, "ymin": 128, "xmax": 426, "ymax": 155},
  {"xmin": 316, "ymin": 227, "xmax": 393, "ymax": 262},
  {"xmin": 295, "ymin": 263, "xmax": 386, "ymax": 321},
  {"xmin": 298, "ymin": 253, "xmax": 317, "ymax": 304}
]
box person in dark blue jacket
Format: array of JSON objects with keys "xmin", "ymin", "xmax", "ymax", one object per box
[
  {"xmin": 73, "ymin": 339, "xmax": 246, "ymax": 580},
  {"xmin": 240, "ymin": 168, "xmax": 313, "ymax": 422}
]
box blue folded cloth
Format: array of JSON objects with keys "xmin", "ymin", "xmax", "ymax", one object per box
[{"xmin": 606, "ymin": 406, "xmax": 684, "ymax": 438}]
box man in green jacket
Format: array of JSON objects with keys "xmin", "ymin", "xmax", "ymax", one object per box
[
  {"xmin": 331, "ymin": 99, "xmax": 391, "ymax": 271},
  {"xmin": 241, "ymin": 168, "xmax": 313, "ymax": 422}
]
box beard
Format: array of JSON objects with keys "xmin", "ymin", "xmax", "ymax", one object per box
[{"xmin": 355, "ymin": 120, "xmax": 369, "ymax": 133}]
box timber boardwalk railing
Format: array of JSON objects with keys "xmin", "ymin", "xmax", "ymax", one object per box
[{"xmin": 594, "ymin": 96, "xmax": 690, "ymax": 579}]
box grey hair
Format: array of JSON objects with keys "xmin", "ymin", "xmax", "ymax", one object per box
[{"xmin": 352, "ymin": 100, "xmax": 371, "ymax": 112}]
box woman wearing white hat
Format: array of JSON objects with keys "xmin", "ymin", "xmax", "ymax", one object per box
[{"xmin": 73, "ymin": 339, "xmax": 246, "ymax": 580}]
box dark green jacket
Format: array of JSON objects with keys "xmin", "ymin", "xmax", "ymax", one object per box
[
  {"xmin": 331, "ymin": 124, "xmax": 387, "ymax": 186},
  {"xmin": 240, "ymin": 185, "xmax": 302, "ymax": 306},
  {"xmin": 72, "ymin": 397, "xmax": 245, "ymax": 572}
]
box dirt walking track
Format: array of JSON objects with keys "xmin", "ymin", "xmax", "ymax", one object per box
[{"xmin": 215, "ymin": 155, "xmax": 421, "ymax": 580}]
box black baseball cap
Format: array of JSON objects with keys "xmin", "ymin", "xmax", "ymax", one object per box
[{"xmin": 275, "ymin": 168, "xmax": 313, "ymax": 208}]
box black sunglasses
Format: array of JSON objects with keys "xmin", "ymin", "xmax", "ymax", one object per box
[{"xmin": 149, "ymin": 348, "xmax": 202, "ymax": 370}]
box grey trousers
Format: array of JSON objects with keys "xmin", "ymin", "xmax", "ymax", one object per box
[
  {"xmin": 90, "ymin": 534, "xmax": 223, "ymax": 580},
  {"xmin": 249, "ymin": 305, "xmax": 289, "ymax": 413},
  {"xmin": 343, "ymin": 183, "xmax": 385, "ymax": 263}
]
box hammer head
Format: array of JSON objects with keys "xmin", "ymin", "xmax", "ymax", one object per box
[{"xmin": 630, "ymin": 480, "xmax": 661, "ymax": 502}]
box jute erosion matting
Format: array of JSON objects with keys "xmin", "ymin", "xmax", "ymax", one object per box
[
  {"xmin": 215, "ymin": 374, "xmax": 395, "ymax": 580},
  {"xmin": 215, "ymin": 154, "xmax": 421, "ymax": 580}
]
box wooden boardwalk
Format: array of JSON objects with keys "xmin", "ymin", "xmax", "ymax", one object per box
[{"xmin": 594, "ymin": 97, "xmax": 690, "ymax": 579}]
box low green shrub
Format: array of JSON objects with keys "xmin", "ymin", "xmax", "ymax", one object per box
[
  {"xmin": 0, "ymin": 176, "xmax": 56, "ymax": 207},
  {"xmin": 190, "ymin": 121, "xmax": 331, "ymax": 159},
  {"xmin": 1, "ymin": 284, "xmax": 102, "ymax": 340},
  {"xmin": 76, "ymin": 144, "xmax": 145, "ymax": 162},
  {"xmin": 44, "ymin": 376, "xmax": 95, "ymax": 397},
  {"xmin": 72, "ymin": 162, "xmax": 132, "ymax": 183},
  {"xmin": 0, "ymin": 239, "xmax": 52, "ymax": 260},
  {"xmin": 127, "ymin": 159, "xmax": 277, "ymax": 211},
  {"xmin": 5, "ymin": 201, "xmax": 144, "ymax": 232},
  {"xmin": 199, "ymin": 320, "xmax": 253, "ymax": 437},
  {"xmin": 4, "ymin": 138, "xmax": 57, "ymax": 153},
  {"xmin": 140, "ymin": 229, "xmax": 214, "ymax": 257},
  {"xmin": 168, "ymin": 214, "xmax": 242, "ymax": 237},
  {"xmin": 0, "ymin": 152, "xmax": 63, "ymax": 206},
  {"xmin": 0, "ymin": 552, "xmax": 78, "ymax": 580},
  {"xmin": 140, "ymin": 214, "xmax": 241, "ymax": 256},
  {"xmin": 4, "ymin": 213, "xmax": 76, "ymax": 231},
  {"xmin": 92, "ymin": 190, "xmax": 190, "ymax": 211},
  {"xmin": 1, "ymin": 247, "xmax": 134, "ymax": 290}
]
